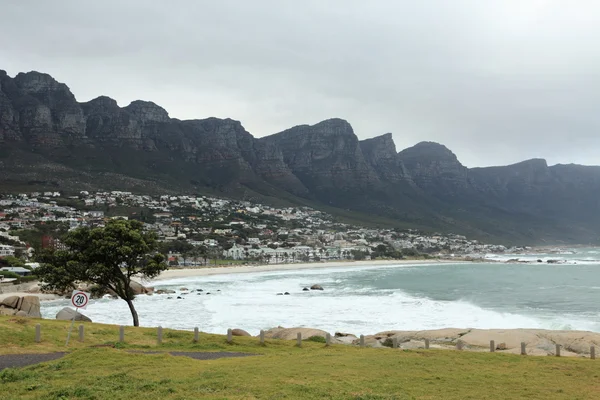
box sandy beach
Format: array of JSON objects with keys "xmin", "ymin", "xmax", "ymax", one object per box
[{"xmin": 150, "ymin": 259, "xmax": 452, "ymax": 281}]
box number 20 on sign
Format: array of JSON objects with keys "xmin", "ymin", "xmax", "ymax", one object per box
[{"xmin": 71, "ymin": 291, "xmax": 90, "ymax": 310}]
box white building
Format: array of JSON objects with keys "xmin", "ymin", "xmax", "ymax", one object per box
[{"xmin": 0, "ymin": 245, "xmax": 15, "ymax": 257}]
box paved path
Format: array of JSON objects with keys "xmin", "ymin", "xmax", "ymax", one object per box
[
  {"xmin": 0, "ymin": 351, "xmax": 255, "ymax": 371},
  {"xmin": 0, "ymin": 353, "xmax": 66, "ymax": 371}
]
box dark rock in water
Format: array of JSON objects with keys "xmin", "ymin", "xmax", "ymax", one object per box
[
  {"xmin": 206, "ymin": 292, "xmax": 211, "ymax": 295},
  {"xmin": 198, "ymin": 289, "xmax": 203, "ymax": 292},
  {"xmin": 177, "ymin": 296, "xmax": 182, "ymax": 299},
  {"xmin": 284, "ymin": 292, "xmax": 290, "ymax": 295},
  {"xmin": 302, "ymin": 287, "xmax": 310, "ymax": 291},
  {"xmin": 310, "ymin": 284, "xmax": 324, "ymax": 291},
  {"xmin": 217, "ymin": 290, "xmax": 221, "ymax": 292},
  {"xmin": 277, "ymin": 293, "xmax": 283, "ymax": 296},
  {"xmin": 167, "ymin": 297, "xmax": 173, "ymax": 299},
  {"xmin": 537, "ymin": 259, "xmax": 543, "ymax": 263},
  {"xmin": 547, "ymin": 259, "xmax": 559, "ymax": 264}
]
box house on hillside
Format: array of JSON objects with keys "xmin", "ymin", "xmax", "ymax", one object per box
[
  {"xmin": 0, "ymin": 266, "xmax": 31, "ymax": 276},
  {"xmin": 0, "ymin": 245, "xmax": 15, "ymax": 257}
]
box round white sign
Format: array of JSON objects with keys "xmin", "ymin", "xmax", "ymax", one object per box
[{"xmin": 71, "ymin": 291, "xmax": 89, "ymax": 309}]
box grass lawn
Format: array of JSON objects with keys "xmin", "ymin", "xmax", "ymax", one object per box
[{"xmin": 1, "ymin": 316, "xmax": 599, "ymax": 399}]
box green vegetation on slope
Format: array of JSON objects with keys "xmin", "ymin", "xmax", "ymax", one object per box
[{"xmin": 1, "ymin": 316, "xmax": 599, "ymax": 400}]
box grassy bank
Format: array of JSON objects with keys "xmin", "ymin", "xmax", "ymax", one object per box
[{"xmin": 1, "ymin": 316, "xmax": 599, "ymax": 399}]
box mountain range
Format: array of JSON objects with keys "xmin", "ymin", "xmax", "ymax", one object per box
[{"xmin": 1, "ymin": 69, "xmax": 599, "ymax": 245}]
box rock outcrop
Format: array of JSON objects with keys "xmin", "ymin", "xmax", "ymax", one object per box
[
  {"xmin": 351, "ymin": 328, "xmax": 600, "ymax": 357},
  {"xmin": 263, "ymin": 327, "xmax": 330, "ymax": 341},
  {"xmin": 0, "ymin": 295, "xmax": 41, "ymax": 318},
  {"xmin": 4, "ymin": 68, "xmax": 600, "ymax": 243},
  {"xmin": 56, "ymin": 307, "xmax": 92, "ymax": 322}
]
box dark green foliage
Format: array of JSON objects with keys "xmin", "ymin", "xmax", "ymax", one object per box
[
  {"xmin": 35, "ymin": 219, "xmax": 168, "ymax": 326},
  {"xmin": 305, "ymin": 336, "xmax": 326, "ymax": 343}
]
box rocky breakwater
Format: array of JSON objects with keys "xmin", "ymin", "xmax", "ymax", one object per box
[
  {"xmin": 0, "ymin": 295, "xmax": 41, "ymax": 318},
  {"xmin": 260, "ymin": 326, "xmax": 600, "ymax": 358}
]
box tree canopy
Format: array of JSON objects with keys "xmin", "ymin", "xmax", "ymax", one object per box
[{"xmin": 36, "ymin": 219, "xmax": 168, "ymax": 326}]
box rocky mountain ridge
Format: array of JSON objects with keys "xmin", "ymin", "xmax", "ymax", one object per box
[{"xmin": 1, "ymin": 69, "xmax": 599, "ymax": 244}]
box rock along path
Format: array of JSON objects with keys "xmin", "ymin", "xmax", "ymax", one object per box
[{"xmin": 0, "ymin": 351, "xmax": 255, "ymax": 371}]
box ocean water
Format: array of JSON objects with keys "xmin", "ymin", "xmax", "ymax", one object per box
[{"xmin": 40, "ymin": 249, "xmax": 600, "ymax": 335}]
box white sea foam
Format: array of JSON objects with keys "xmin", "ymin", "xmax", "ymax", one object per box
[{"xmin": 40, "ymin": 263, "xmax": 600, "ymax": 334}]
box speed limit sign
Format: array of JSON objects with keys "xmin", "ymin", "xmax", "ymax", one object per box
[{"xmin": 71, "ymin": 290, "xmax": 90, "ymax": 309}]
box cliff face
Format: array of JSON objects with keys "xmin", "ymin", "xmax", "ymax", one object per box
[{"xmin": 2, "ymin": 69, "xmax": 600, "ymax": 244}]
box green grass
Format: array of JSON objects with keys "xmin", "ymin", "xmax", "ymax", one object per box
[{"xmin": 1, "ymin": 316, "xmax": 600, "ymax": 399}]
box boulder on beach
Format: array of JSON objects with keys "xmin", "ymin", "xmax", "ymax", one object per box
[
  {"xmin": 232, "ymin": 329, "xmax": 251, "ymax": 337},
  {"xmin": 19, "ymin": 296, "xmax": 42, "ymax": 318},
  {"xmin": 107, "ymin": 281, "xmax": 154, "ymax": 296},
  {"xmin": 0, "ymin": 295, "xmax": 20, "ymax": 309},
  {"xmin": 263, "ymin": 327, "xmax": 330, "ymax": 341},
  {"xmin": 155, "ymin": 289, "xmax": 176, "ymax": 295},
  {"xmin": 310, "ymin": 284, "xmax": 324, "ymax": 291},
  {"xmin": 56, "ymin": 307, "xmax": 92, "ymax": 322},
  {"xmin": 0, "ymin": 295, "xmax": 41, "ymax": 318}
]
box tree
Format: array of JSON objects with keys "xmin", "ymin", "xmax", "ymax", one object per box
[{"xmin": 36, "ymin": 219, "xmax": 167, "ymax": 327}]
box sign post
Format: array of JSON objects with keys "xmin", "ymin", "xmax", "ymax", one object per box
[{"xmin": 65, "ymin": 290, "xmax": 90, "ymax": 346}]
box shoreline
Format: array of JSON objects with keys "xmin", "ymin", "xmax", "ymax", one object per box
[{"xmin": 148, "ymin": 258, "xmax": 459, "ymax": 282}]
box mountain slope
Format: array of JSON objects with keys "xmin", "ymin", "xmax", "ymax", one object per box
[{"xmin": 1, "ymin": 69, "xmax": 599, "ymax": 245}]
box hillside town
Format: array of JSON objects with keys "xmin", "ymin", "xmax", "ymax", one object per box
[{"xmin": 0, "ymin": 191, "xmax": 512, "ymax": 271}]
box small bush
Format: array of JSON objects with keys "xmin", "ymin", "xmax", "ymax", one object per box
[{"xmin": 305, "ymin": 335, "xmax": 326, "ymax": 343}]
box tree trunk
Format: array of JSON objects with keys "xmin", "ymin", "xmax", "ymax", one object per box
[{"xmin": 125, "ymin": 298, "xmax": 140, "ymax": 327}]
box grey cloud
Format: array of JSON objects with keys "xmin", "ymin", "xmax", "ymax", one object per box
[{"xmin": 1, "ymin": 0, "xmax": 600, "ymax": 167}]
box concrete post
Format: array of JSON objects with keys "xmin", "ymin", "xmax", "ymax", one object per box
[
  {"xmin": 360, "ymin": 335, "xmax": 365, "ymax": 348},
  {"xmin": 425, "ymin": 339, "xmax": 430, "ymax": 349},
  {"xmin": 456, "ymin": 340, "xmax": 463, "ymax": 351},
  {"xmin": 325, "ymin": 333, "xmax": 331, "ymax": 346},
  {"xmin": 157, "ymin": 326, "xmax": 163, "ymax": 345},
  {"xmin": 521, "ymin": 342, "xmax": 526, "ymax": 355},
  {"xmin": 193, "ymin": 327, "xmax": 199, "ymax": 343},
  {"xmin": 297, "ymin": 332, "xmax": 302, "ymax": 347},
  {"xmin": 591, "ymin": 346, "xmax": 595, "ymax": 360},
  {"xmin": 490, "ymin": 340, "xmax": 495, "ymax": 352},
  {"xmin": 35, "ymin": 324, "xmax": 41, "ymax": 343},
  {"xmin": 78, "ymin": 325, "xmax": 84, "ymax": 342},
  {"xmin": 555, "ymin": 344, "xmax": 561, "ymax": 357},
  {"xmin": 119, "ymin": 326, "xmax": 125, "ymax": 343},
  {"xmin": 392, "ymin": 337, "xmax": 398, "ymax": 349},
  {"xmin": 260, "ymin": 330, "xmax": 265, "ymax": 345},
  {"xmin": 227, "ymin": 328, "xmax": 233, "ymax": 343}
]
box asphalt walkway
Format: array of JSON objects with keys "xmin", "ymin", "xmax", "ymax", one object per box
[{"xmin": 0, "ymin": 351, "xmax": 255, "ymax": 371}]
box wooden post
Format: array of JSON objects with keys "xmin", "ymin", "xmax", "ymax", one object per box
[
  {"xmin": 425, "ymin": 338, "xmax": 430, "ymax": 349},
  {"xmin": 325, "ymin": 333, "xmax": 331, "ymax": 346},
  {"xmin": 119, "ymin": 326, "xmax": 125, "ymax": 343},
  {"xmin": 392, "ymin": 337, "xmax": 398, "ymax": 349},
  {"xmin": 193, "ymin": 327, "xmax": 199, "ymax": 343},
  {"xmin": 260, "ymin": 330, "xmax": 265, "ymax": 345},
  {"xmin": 521, "ymin": 342, "xmax": 526, "ymax": 355},
  {"xmin": 227, "ymin": 328, "xmax": 233, "ymax": 343},
  {"xmin": 490, "ymin": 340, "xmax": 495, "ymax": 352},
  {"xmin": 456, "ymin": 340, "xmax": 463, "ymax": 351},
  {"xmin": 297, "ymin": 332, "xmax": 302, "ymax": 347},
  {"xmin": 35, "ymin": 324, "xmax": 41, "ymax": 343},
  {"xmin": 591, "ymin": 346, "xmax": 595, "ymax": 360},
  {"xmin": 157, "ymin": 326, "xmax": 163, "ymax": 345},
  {"xmin": 360, "ymin": 335, "xmax": 365, "ymax": 348},
  {"xmin": 78, "ymin": 325, "xmax": 84, "ymax": 342},
  {"xmin": 555, "ymin": 344, "xmax": 561, "ymax": 357}
]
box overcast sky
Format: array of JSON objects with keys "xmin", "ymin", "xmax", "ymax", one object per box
[{"xmin": 2, "ymin": 1, "xmax": 600, "ymax": 167}]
